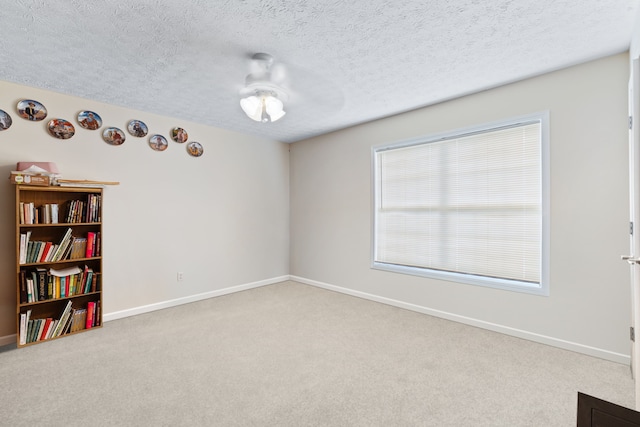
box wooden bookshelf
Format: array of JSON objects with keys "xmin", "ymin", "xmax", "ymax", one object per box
[{"xmin": 15, "ymin": 185, "xmax": 103, "ymax": 347}]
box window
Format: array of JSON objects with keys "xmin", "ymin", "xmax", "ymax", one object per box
[{"xmin": 372, "ymin": 113, "xmax": 549, "ymax": 295}]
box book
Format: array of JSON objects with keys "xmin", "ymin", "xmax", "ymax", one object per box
[
  {"xmin": 85, "ymin": 269, "xmax": 94, "ymax": 293},
  {"xmin": 19, "ymin": 232, "xmax": 27, "ymax": 264},
  {"xmin": 94, "ymin": 232, "xmax": 101, "ymax": 257},
  {"xmin": 47, "ymin": 275, "xmax": 54, "ymax": 299},
  {"xmin": 86, "ymin": 302, "xmax": 95, "ymax": 329},
  {"xmin": 69, "ymin": 236, "xmax": 87, "ymax": 259},
  {"xmin": 51, "ymin": 301, "xmax": 73, "ymax": 338},
  {"xmin": 95, "ymin": 301, "xmax": 101, "ymax": 327},
  {"xmin": 42, "ymin": 242, "xmax": 55, "ymax": 263},
  {"xmin": 25, "ymin": 241, "xmax": 35, "ymax": 264},
  {"xmin": 38, "ymin": 242, "xmax": 53, "ymax": 263},
  {"xmin": 36, "ymin": 319, "xmax": 45, "ymax": 341},
  {"xmin": 60, "ymin": 241, "xmax": 74, "ymax": 261},
  {"xmin": 70, "ymin": 308, "xmax": 87, "ymax": 333},
  {"xmin": 85, "ymin": 232, "xmax": 95, "ymax": 258},
  {"xmin": 22, "ymin": 202, "xmax": 35, "ymax": 224},
  {"xmin": 35, "ymin": 241, "xmax": 46, "ymax": 263},
  {"xmin": 23, "ymin": 231, "xmax": 31, "ymax": 264},
  {"xmin": 39, "ymin": 318, "xmax": 53, "ymax": 341},
  {"xmin": 50, "ymin": 228, "xmax": 73, "ymax": 262},
  {"xmin": 92, "ymin": 272, "xmax": 100, "ymax": 292},
  {"xmin": 44, "ymin": 244, "xmax": 58, "ymax": 262},
  {"xmin": 30, "ymin": 271, "xmax": 38, "ymax": 302},
  {"xmin": 36, "ymin": 267, "xmax": 47, "ymax": 301},
  {"xmin": 54, "ymin": 276, "xmax": 60, "ymax": 299},
  {"xmin": 29, "ymin": 320, "xmax": 35, "ymax": 343},
  {"xmin": 26, "ymin": 319, "xmax": 35, "ymax": 343},
  {"xmin": 19, "ymin": 202, "xmax": 24, "ymax": 224},
  {"xmin": 19, "ymin": 310, "xmax": 31, "ymax": 345},
  {"xmin": 26, "ymin": 277, "xmax": 34, "ymax": 303},
  {"xmin": 19, "ymin": 313, "xmax": 25, "ymax": 344},
  {"xmin": 86, "ymin": 195, "xmax": 94, "ymax": 222},
  {"xmin": 39, "ymin": 204, "xmax": 49, "ymax": 224},
  {"xmin": 45, "ymin": 320, "xmax": 57, "ymax": 340},
  {"xmin": 79, "ymin": 265, "xmax": 89, "ymax": 294},
  {"xmin": 65, "ymin": 200, "xmax": 74, "ymax": 223},
  {"xmin": 51, "ymin": 203, "xmax": 59, "ymax": 224},
  {"xmin": 19, "ymin": 270, "xmax": 27, "ymax": 303},
  {"xmin": 61, "ymin": 312, "xmax": 74, "ymax": 335},
  {"xmin": 77, "ymin": 201, "xmax": 85, "ymax": 223}
]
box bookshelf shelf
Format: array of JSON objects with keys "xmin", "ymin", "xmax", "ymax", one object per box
[
  {"xmin": 20, "ymin": 257, "xmax": 102, "ymax": 267},
  {"xmin": 19, "ymin": 222, "xmax": 102, "ymax": 228},
  {"xmin": 19, "ymin": 291, "xmax": 102, "ymax": 308},
  {"xmin": 15, "ymin": 185, "xmax": 103, "ymax": 347}
]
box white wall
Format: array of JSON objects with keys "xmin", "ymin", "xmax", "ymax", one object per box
[
  {"xmin": 290, "ymin": 53, "xmax": 631, "ymax": 363},
  {"xmin": 0, "ymin": 81, "xmax": 290, "ymax": 340},
  {"xmin": 630, "ymin": 5, "xmax": 640, "ymax": 59}
]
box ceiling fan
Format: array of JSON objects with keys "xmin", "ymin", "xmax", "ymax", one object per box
[
  {"xmin": 239, "ymin": 53, "xmax": 288, "ymax": 123},
  {"xmin": 238, "ymin": 52, "xmax": 344, "ymax": 124}
]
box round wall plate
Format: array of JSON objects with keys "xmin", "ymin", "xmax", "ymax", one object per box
[
  {"xmin": 0, "ymin": 109, "xmax": 12, "ymax": 130},
  {"xmin": 77, "ymin": 111, "xmax": 102, "ymax": 130},
  {"xmin": 47, "ymin": 118, "xmax": 75, "ymax": 139},
  {"xmin": 102, "ymin": 127, "xmax": 126, "ymax": 145},
  {"xmin": 187, "ymin": 141, "xmax": 203, "ymax": 157},
  {"xmin": 171, "ymin": 127, "xmax": 188, "ymax": 143},
  {"xmin": 17, "ymin": 99, "xmax": 47, "ymax": 121},
  {"xmin": 128, "ymin": 119, "xmax": 148, "ymax": 137},
  {"xmin": 149, "ymin": 134, "xmax": 168, "ymax": 151}
]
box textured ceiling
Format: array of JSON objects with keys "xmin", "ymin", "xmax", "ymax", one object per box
[{"xmin": 0, "ymin": 0, "xmax": 638, "ymax": 143}]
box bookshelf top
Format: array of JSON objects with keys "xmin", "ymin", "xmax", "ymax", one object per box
[{"xmin": 16, "ymin": 186, "xmax": 102, "ymax": 194}]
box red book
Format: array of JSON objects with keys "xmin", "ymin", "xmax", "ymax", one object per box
[
  {"xmin": 85, "ymin": 232, "xmax": 95, "ymax": 258},
  {"xmin": 86, "ymin": 302, "xmax": 95, "ymax": 329},
  {"xmin": 39, "ymin": 242, "xmax": 53, "ymax": 263},
  {"xmin": 39, "ymin": 318, "xmax": 52, "ymax": 341}
]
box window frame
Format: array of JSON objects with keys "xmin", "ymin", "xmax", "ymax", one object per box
[{"xmin": 371, "ymin": 112, "xmax": 550, "ymax": 296}]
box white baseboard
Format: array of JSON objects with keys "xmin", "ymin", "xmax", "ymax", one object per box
[
  {"xmin": 291, "ymin": 275, "xmax": 630, "ymax": 365},
  {"xmin": 0, "ymin": 334, "xmax": 16, "ymax": 347},
  {"xmin": 104, "ymin": 275, "xmax": 290, "ymax": 322}
]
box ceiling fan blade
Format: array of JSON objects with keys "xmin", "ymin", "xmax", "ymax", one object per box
[
  {"xmin": 242, "ymin": 53, "xmax": 345, "ymax": 117},
  {"xmin": 269, "ymin": 62, "xmax": 288, "ymax": 86}
]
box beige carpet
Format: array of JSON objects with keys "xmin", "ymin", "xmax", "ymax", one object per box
[{"xmin": 0, "ymin": 280, "xmax": 634, "ymax": 426}]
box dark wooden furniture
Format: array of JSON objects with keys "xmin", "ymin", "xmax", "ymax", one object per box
[{"xmin": 577, "ymin": 392, "xmax": 640, "ymax": 426}]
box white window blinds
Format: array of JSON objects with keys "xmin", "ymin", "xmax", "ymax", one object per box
[{"xmin": 374, "ymin": 119, "xmax": 543, "ymax": 288}]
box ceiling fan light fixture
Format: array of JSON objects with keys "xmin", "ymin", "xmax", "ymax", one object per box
[{"xmin": 240, "ymin": 91, "xmax": 286, "ymax": 123}]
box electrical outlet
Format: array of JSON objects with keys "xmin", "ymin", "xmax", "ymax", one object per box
[{"xmin": 177, "ymin": 272, "xmax": 184, "ymax": 281}]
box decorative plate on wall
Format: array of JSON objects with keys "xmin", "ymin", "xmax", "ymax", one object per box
[
  {"xmin": 16, "ymin": 99, "xmax": 47, "ymax": 121},
  {"xmin": 187, "ymin": 141, "xmax": 203, "ymax": 157},
  {"xmin": 47, "ymin": 118, "xmax": 75, "ymax": 139},
  {"xmin": 171, "ymin": 127, "xmax": 188, "ymax": 143},
  {"xmin": 102, "ymin": 127, "xmax": 125, "ymax": 145},
  {"xmin": 0, "ymin": 109, "xmax": 12, "ymax": 130},
  {"xmin": 127, "ymin": 119, "xmax": 148, "ymax": 137},
  {"xmin": 77, "ymin": 110, "xmax": 102, "ymax": 130},
  {"xmin": 148, "ymin": 134, "xmax": 168, "ymax": 151}
]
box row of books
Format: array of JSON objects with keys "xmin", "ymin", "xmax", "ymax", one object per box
[
  {"xmin": 20, "ymin": 265, "xmax": 100, "ymax": 304},
  {"xmin": 18, "ymin": 194, "xmax": 101, "ymax": 225},
  {"xmin": 19, "ymin": 202, "xmax": 59, "ymax": 225},
  {"xmin": 66, "ymin": 194, "xmax": 101, "ymax": 223},
  {"xmin": 19, "ymin": 300, "xmax": 100, "ymax": 345},
  {"xmin": 19, "ymin": 228, "xmax": 101, "ymax": 265}
]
